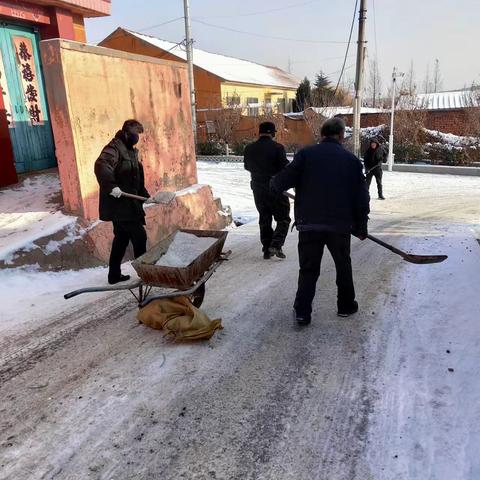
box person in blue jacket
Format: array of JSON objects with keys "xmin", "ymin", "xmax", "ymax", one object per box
[{"xmin": 271, "ymin": 117, "xmax": 370, "ymax": 326}]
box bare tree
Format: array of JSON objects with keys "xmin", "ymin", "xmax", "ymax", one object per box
[
  {"xmin": 463, "ymin": 85, "xmax": 480, "ymax": 139},
  {"xmin": 433, "ymin": 59, "xmax": 443, "ymax": 93},
  {"xmin": 303, "ymin": 108, "xmax": 326, "ymax": 142},
  {"xmin": 389, "ymin": 94, "xmax": 428, "ymax": 162},
  {"xmin": 367, "ymin": 58, "xmax": 382, "ymax": 107},
  {"xmin": 423, "ymin": 63, "xmax": 433, "ymax": 94},
  {"xmin": 401, "ymin": 60, "xmax": 416, "ymax": 96},
  {"xmin": 211, "ymin": 103, "xmax": 243, "ymax": 154}
]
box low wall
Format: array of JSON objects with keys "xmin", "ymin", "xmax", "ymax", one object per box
[
  {"xmin": 40, "ymin": 39, "xmax": 197, "ymax": 220},
  {"xmin": 85, "ymin": 185, "xmax": 231, "ymax": 262},
  {"xmin": 197, "ymin": 155, "xmax": 243, "ymax": 163},
  {"xmin": 385, "ymin": 163, "xmax": 480, "ymax": 176}
]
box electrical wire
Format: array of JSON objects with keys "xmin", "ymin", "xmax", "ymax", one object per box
[
  {"xmin": 290, "ymin": 54, "xmax": 356, "ymax": 65},
  {"xmin": 137, "ymin": 16, "xmax": 184, "ymax": 33},
  {"xmin": 193, "ymin": 0, "xmax": 321, "ymax": 19},
  {"xmin": 192, "ymin": 19, "xmax": 349, "ymax": 44},
  {"xmin": 332, "ymin": 0, "xmax": 359, "ymax": 97}
]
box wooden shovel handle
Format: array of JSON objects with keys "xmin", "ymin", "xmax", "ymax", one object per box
[{"xmin": 120, "ymin": 192, "xmax": 148, "ymax": 201}]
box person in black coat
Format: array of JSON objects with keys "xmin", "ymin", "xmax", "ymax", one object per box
[
  {"xmin": 271, "ymin": 117, "xmax": 370, "ymax": 326},
  {"xmin": 244, "ymin": 121, "xmax": 291, "ymax": 259},
  {"xmin": 363, "ymin": 138, "xmax": 385, "ymax": 199},
  {"xmin": 94, "ymin": 119, "xmax": 151, "ymax": 284}
]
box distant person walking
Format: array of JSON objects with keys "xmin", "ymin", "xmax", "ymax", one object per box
[
  {"xmin": 95, "ymin": 119, "xmax": 150, "ymax": 284},
  {"xmin": 244, "ymin": 121, "xmax": 291, "ymax": 259},
  {"xmin": 363, "ymin": 138, "xmax": 386, "ymax": 200},
  {"xmin": 271, "ymin": 117, "xmax": 370, "ymax": 326}
]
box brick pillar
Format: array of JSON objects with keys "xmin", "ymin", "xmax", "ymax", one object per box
[
  {"xmin": 0, "ymin": 91, "xmax": 18, "ymax": 187},
  {"xmin": 40, "ymin": 7, "xmax": 76, "ymax": 41}
]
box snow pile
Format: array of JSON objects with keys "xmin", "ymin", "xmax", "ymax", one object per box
[
  {"xmin": 155, "ymin": 232, "xmax": 217, "ymax": 268},
  {"xmin": 197, "ymin": 161, "xmax": 257, "ymax": 224},
  {"xmin": 0, "ymin": 173, "xmax": 77, "ymax": 262},
  {"xmin": 345, "ymin": 125, "xmax": 386, "ymax": 140},
  {"xmin": 424, "ymin": 128, "xmax": 478, "ymax": 148}
]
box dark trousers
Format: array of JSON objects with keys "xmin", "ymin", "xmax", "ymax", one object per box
[
  {"xmin": 109, "ymin": 221, "xmax": 147, "ymax": 281},
  {"xmin": 366, "ymin": 167, "xmax": 383, "ymax": 197},
  {"xmin": 294, "ymin": 231, "xmax": 355, "ymax": 316},
  {"xmin": 251, "ymin": 181, "xmax": 291, "ymax": 251}
]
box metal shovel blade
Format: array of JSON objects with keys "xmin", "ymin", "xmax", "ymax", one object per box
[
  {"xmin": 367, "ymin": 234, "xmax": 448, "ymax": 265},
  {"xmin": 152, "ymin": 191, "xmax": 176, "ymax": 205},
  {"xmin": 401, "ymin": 253, "xmax": 448, "ymax": 264}
]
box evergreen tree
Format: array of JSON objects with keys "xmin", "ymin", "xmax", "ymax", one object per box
[
  {"xmin": 296, "ymin": 77, "xmax": 312, "ymax": 111},
  {"xmin": 312, "ymin": 71, "xmax": 335, "ymax": 107},
  {"xmin": 314, "ymin": 72, "xmax": 331, "ymax": 90}
]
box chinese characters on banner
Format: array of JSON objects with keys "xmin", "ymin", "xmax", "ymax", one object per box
[
  {"xmin": 13, "ymin": 36, "xmax": 43, "ymax": 125},
  {"xmin": 0, "ymin": 49, "xmax": 14, "ymax": 127}
]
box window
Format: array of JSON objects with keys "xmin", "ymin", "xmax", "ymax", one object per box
[
  {"xmin": 276, "ymin": 98, "xmax": 286, "ymax": 114},
  {"xmin": 247, "ymin": 97, "xmax": 259, "ymax": 116},
  {"xmin": 205, "ymin": 120, "xmax": 216, "ymax": 134}
]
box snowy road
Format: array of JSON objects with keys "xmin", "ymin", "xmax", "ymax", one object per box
[{"xmin": 1, "ymin": 165, "xmax": 480, "ymax": 479}]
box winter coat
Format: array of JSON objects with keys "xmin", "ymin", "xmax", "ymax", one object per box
[
  {"xmin": 271, "ymin": 137, "xmax": 370, "ymax": 235},
  {"xmin": 94, "ymin": 131, "xmax": 150, "ymax": 223},
  {"xmin": 244, "ymin": 136, "xmax": 289, "ymax": 184},
  {"xmin": 363, "ymin": 141, "xmax": 385, "ymax": 171}
]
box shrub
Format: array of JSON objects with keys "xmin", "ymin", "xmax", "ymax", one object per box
[
  {"xmin": 231, "ymin": 139, "xmax": 253, "ymax": 156},
  {"xmin": 196, "ymin": 140, "xmax": 225, "ymax": 156}
]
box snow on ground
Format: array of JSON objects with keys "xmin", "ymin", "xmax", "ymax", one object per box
[
  {"xmin": 1, "ymin": 162, "xmax": 480, "ymax": 478},
  {"xmin": 197, "ymin": 161, "xmax": 257, "ymax": 224},
  {"xmin": 0, "ymin": 173, "xmax": 77, "ymax": 262},
  {"xmin": 0, "ymin": 262, "xmax": 139, "ymax": 337}
]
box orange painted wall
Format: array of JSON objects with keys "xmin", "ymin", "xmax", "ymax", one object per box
[
  {"xmin": 100, "ymin": 31, "xmax": 223, "ymax": 110},
  {"xmin": 40, "ymin": 39, "xmax": 197, "ymax": 220},
  {"xmin": 72, "ymin": 14, "xmax": 86, "ymax": 42}
]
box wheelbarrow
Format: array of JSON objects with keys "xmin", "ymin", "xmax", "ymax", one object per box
[{"xmin": 64, "ymin": 229, "xmax": 230, "ymax": 308}]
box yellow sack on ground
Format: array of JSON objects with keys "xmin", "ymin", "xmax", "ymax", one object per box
[{"xmin": 137, "ymin": 296, "xmax": 223, "ymax": 341}]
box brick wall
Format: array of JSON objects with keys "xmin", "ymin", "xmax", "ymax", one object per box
[{"xmin": 198, "ymin": 107, "xmax": 479, "ymax": 148}]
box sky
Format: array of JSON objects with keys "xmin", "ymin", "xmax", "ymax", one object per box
[{"xmin": 85, "ymin": 0, "xmax": 480, "ymax": 95}]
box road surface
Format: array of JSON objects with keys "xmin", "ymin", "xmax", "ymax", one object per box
[{"xmin": 1, "ymin": 170, "xmax": 479, "ymax": 479}]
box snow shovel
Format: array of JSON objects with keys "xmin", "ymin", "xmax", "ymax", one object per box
[
  {"xmin": 121, "ymin": 191, "xmax": 176, "ymax": 205},
  {"xmin": 366, "ymin": 234, "xmax": 447, "ymax": 264},
  {"xmin": 282, "ymin": 191, "xmax": 448, "ymax": 265}
]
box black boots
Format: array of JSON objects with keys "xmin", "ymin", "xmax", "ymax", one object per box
[
  {"xmin": 337, "ymin": 300, "xmax": 359, "ymax": 317},
  {"xmin": 294, "ymin": 310, "xmax": 311, "ymax": 326},
  {"xmin": 268, "ymin": 246, "xmax": 286, "ymax": 259},
  {"xmin": 108, "ymin": 274, "xmax": 131, "ymax": 285}
]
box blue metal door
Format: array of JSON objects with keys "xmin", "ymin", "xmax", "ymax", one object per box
[{"xmin": 0, "ymin": 23, "xmax": 56, "ymax": 173}]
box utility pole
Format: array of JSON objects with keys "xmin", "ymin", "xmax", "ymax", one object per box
[
  {"xmin": 387, "ymin": 67, "xmax": 404, "ymax": 172},
  {"xmin": 183, "ymin": 0, "xmax": 197, "ymax": 145},
  {"xmin": 352, "ymin": 0, "xmax": 367, "ymax": 157}
]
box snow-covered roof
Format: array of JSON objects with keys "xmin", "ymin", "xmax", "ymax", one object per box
[
  {"xmin": 398, "ymin": 90, "xmax": 480, "ymax": 110},
  {"xmin": 311, "ymin": 106, "xmax": 384, "ymax": 116},
  {"xmin": 121, "ymin": 29, "xmax": 300, "ymax": 90}
]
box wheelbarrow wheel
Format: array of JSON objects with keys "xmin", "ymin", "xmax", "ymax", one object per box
[{"xmin": 191, "ymin": 282, "xmax": 206, "ymax": 308}]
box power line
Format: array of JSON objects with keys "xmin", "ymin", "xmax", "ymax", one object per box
[
  {"xmin": 137, "ymin": 16, "xmax": 184, "ymax": 33},
  {"xmin": 192, "ymin": 19, "xmax": 349, "ymax": 44},
  {"xmin": 332, "ymin": 0, "xmax": 359, "ymax": 96},
  {"xmin": 290, "ymin": 54, "xmax": 356, "ymax": 65},
  {"xmin": 193, "ymin": 0, "xmax": 321, "ymax": 19},
  {"xmin": 327, "ymin": 63, "xmax": 356, "ymax": 78}
]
